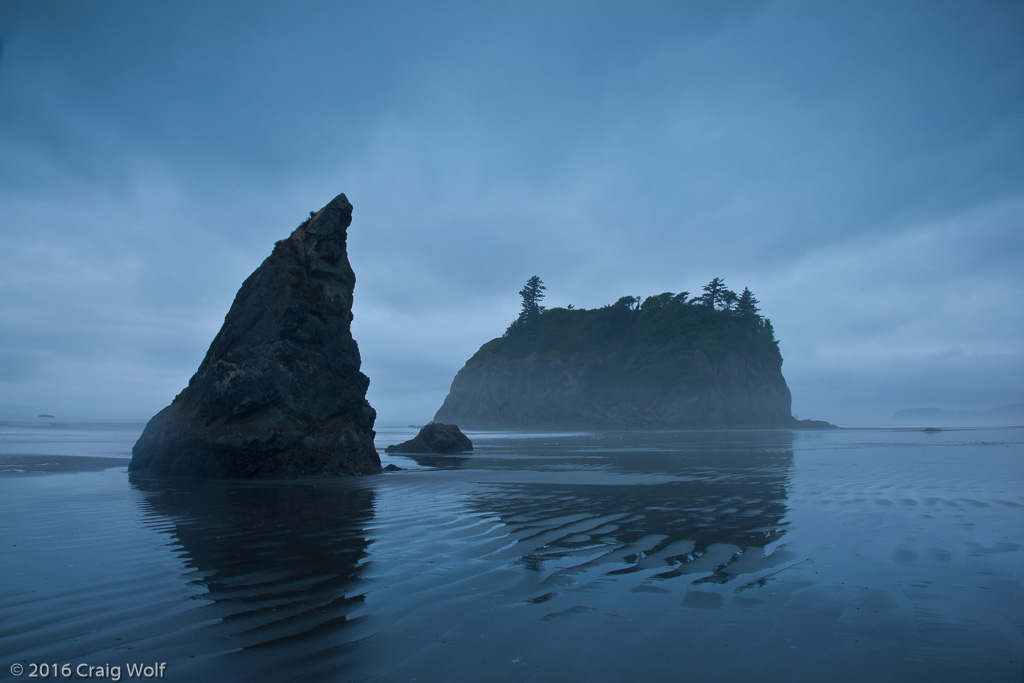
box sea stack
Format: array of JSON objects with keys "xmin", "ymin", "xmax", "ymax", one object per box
[
  {"xmin": 130, "ymin": 193, "xmax": 379, "ymax": 478},
  {"xmin": 434, "ymin": 285, "xmax": 796, "ymax": 430}
]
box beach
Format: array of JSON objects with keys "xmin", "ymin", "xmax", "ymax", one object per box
[{"xmin": 1, "ymin": 421, "xmax": 1022, "ymax": 681}]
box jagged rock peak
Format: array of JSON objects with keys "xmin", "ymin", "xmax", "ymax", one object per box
[{"xmin": 129, "ymin": 192, "xmax": 379, "ymax": 479}]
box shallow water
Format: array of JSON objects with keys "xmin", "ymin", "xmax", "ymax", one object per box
[{"xmin": 1, "ymin": 422, "xmax": 1022, "ymax": 681}]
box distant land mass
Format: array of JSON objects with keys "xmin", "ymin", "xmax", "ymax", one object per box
[
  {"xmin": 893, "ymin": 404, "xmax": 1024, "ymax": 427},
  {"xmin": 435, "ymin": 277, "xmax": 823, "ymax": 430}
]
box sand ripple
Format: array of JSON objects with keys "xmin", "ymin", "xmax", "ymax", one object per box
[{"xmin": 1, "ymin": 427, "xmax": 1022, "ymax": 681}]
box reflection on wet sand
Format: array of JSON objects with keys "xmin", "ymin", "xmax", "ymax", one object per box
[
  {"xmin": 470, "ymin": 430, "xmax": 795, "ymax": 590},
  {"xmin": 340, "ymin": 430, "xmax": 799, "ymax": 681},
  {"xmin": 4, "ymin": 426, "xmax": 1020, "ymax": 682},
  {"xmin": 399, "ymin": 452, "xmax": 471, "ymax": 469},
  {"xmin": 130, "ymin": 478, "xmax": 375, "ymax": 680}
]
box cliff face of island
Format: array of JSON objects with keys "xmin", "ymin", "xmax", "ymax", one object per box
[
  {"xmin": 130, "ymin": 193, "xmax": 379, "ymax": 478},
  {"xmin": 434, "ymin": 283, "xmax": 794, "ymax": 429}
]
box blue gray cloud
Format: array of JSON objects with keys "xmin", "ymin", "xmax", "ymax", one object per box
[{"xmin": 1, "ymin": 0, "xmax": 1021, "ymax": 425}]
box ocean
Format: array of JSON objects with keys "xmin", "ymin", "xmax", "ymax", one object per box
[{"xmin": 1, "ymin": 420, "xmax": 1022, "ymax": 682}]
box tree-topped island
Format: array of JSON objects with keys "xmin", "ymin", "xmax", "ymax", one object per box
[{"xmin": 434, "ymin": 276, "xmax": 804, "ymax": 429}]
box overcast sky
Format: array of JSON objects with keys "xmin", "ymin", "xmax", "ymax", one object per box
[{"xmin": 1, "ymin": 1, "xmax": 1022, "ymax": 427}]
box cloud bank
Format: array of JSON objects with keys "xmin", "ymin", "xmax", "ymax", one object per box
[{"xmin": 1, "ymin": 1, "xmax": 1021, "ymax": 425}]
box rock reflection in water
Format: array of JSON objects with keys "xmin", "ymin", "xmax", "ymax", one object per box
[
  {"xmin": 399, "ymin": 452, "xmax": 471, "ymax": 469},
  {"xmin": 130, "ymin": 478, "xmax": 375, "ymax": 679},
  {"xmin": 338, "ymin": 430, "xmax": 799, "ymax": 682},
  {"xmin": 470, "ymin": 430, "xmax": 795, "ymax": 590}
]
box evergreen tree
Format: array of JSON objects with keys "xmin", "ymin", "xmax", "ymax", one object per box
[
  {"xmin": 701, "ymin": 277, "xmax": 727, "ymax": 308},
  {"xmin": 613, "ymin": 295, "xmax": 640, "ymax": 311},
  {"xmin": 641, "ymin": 292, "xmax": 675, "ymax": 310},
  {"xmin": 736, "ymin": 287, "xmax": 760, "ymax": 319},
  {"xmin": 721, "ymin": 289, "xmax": 738, "ymax": 311},
  {"xmin": 517, "ymin": 276, "xmax": 547, "ymax": 323}
]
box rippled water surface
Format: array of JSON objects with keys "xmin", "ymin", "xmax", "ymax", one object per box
[{"xmin": 1, "ymin": 422, "xmax": 1022, "ymax": 681}]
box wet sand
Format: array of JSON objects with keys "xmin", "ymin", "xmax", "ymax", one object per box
[
  {"xmin": 0, "ymin": 454, "xmax": 130, "ymax": 475},
  {"xmin": 1, "ymin": 426, "xmax": 1022, "ymax": 681}
]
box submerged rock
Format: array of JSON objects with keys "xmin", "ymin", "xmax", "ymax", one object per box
[
  {"xmin": 385, "ymin": 423, "xmax": 473, "ymax": 454},
  {"xmin": 130, "ymin": 193, "xmax": 379, "ymax": 478}
]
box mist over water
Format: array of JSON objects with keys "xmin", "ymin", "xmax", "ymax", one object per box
[
  {"xmin": 1, "ymin": 423, "xmax": 1022, "ymax": 681},
  {"xmin": 0, "ymin": 419, "xmax": 141, "ymax": 459}
]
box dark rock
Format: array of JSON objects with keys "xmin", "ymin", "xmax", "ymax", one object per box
[
  {"xmin": 792, "ymin": 418, "xmax": 839, "ymax": 430},
  {"xmin": 432, "ymin": 288, "xmax": 836, "ymax": 429},
  {"xmin": 385, "ymin": 423, "xmax": 473, "ymax": 454},
  {"xmin": 922, "ymin": 427, "xmax": 942, "ymax": 433},
  {"xmin": 434, "ymin": 348, "xmax": 795, "ymax": 429},
  {"xmin": 383, "ymin": 464, "xmax": 404, "ymax": 472},
  {"xmin": 129, "ymin": 193, "xmax": 379, "ymax": 479}
]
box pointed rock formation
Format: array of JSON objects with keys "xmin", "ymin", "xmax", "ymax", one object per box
[{"xmin": 130, "ymin": 193, "xmax": 379, "ymax": 478}]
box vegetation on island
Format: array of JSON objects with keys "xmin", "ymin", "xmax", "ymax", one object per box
[
  {"xmin": 487, "ymin": 276, "xmax": 782, "ymax": 373},
  {"xmin": 438, "ymin": 275, "xmax": 797, "ymax": 428}
]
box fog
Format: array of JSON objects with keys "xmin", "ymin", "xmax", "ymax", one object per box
[{"xmin": 1, "ymin": 1, "xmax": 1022, "ymax": 426}]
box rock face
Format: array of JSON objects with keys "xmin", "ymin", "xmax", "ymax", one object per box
[
  {"xmin": 385, "ymin": 423, "xmax": 473, "ymax": 454},
  {"xmin": 130, "ymin": 193, "xmax": 379, "ymax": 478},
  {"xmin": 435, "ymin": 349, "xmax": 792, "ymax": 429},
  {"xmin": 434, "ymin": 303, "xmax": 795, "ymax": 430}
]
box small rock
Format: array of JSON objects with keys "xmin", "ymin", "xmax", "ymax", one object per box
[{"xmin": 385, "ymin": 423, "xmax": 473, "ymax": 454}]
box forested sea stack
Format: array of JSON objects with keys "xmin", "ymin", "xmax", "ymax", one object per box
[
  {"xmin": 130, "ymin": 193, "xmax": 379, "ymax": 478},
  {"xmin": 434, "ymin": 277, "xmax": 796, "ymax": 429}
]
